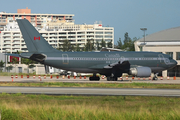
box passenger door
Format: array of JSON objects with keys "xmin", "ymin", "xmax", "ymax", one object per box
[{"xmin": 62, "ymin": 54, "xmax": 69, "ymax": 64}]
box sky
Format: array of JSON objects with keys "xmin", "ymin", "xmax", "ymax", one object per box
[{"xmin": 1, "ymin": 0, "xmax": 180, "ymax": 44}]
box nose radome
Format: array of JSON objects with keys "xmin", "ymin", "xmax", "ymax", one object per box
[
  {"xmin": 174, "ymin": 60, "xmax": 177, "ymax": 65},
  {"xmin": 172, "ymin": 60, "xmax": 177, "ymax": 67}
]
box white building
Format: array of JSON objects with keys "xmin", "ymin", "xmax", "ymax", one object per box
[{"xmin": 0, "ymin": 8, "xmax": 114, "ymax": 53}]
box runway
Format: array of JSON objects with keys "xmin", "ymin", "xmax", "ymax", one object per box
[{"xmin": 0, "ymin": 86, "xmax": 180, "ymax": 96}]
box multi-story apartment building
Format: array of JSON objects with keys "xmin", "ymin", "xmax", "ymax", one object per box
[{"xmin": 0, "ymin": 7, "xmax": 114, "ymax": 53}]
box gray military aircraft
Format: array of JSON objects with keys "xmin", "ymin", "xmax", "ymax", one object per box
[{"xmin": 8, "ymin": 19, "xmax": 177, "ymax": 81}]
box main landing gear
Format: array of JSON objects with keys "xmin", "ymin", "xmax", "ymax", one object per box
[
  {"xmin": 107, "ymin": 73, "xmax": 118, "ymax": 81},
  {"xmin": 107, "ymin": 76, "xmax": 118, "ymax": 81},
  {"xmin": 89, "ymin": 73, "xmax": 100, "ymax": 81}
]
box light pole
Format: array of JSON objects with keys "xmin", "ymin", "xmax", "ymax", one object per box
[{"xmin": 140, "ymin": 28, "xmax": 147, "ymax": 51}]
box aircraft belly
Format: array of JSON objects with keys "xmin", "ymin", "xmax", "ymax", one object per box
[
  {"xmin": 44, "ymin": 59, "xmax": 104, "ymax": 73},
  {"xmin": 150, "ymin": 67, "xmax": 166, "ymax": 72},
  {"xmin": 62, "ymin": 68, "xmax": 99, "ymax": 73}
]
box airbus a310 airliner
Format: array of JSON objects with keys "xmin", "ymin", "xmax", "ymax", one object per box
[{"xmin": 7, "ymin": 19, "xmax": 177, "ymax": 81}]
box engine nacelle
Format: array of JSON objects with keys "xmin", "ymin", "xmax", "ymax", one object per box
[{"xmin": 129, "ymin": 67, "xmax": 151, "ymax": 77}]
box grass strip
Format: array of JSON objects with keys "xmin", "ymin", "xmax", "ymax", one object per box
[{"xmin": 0, "ymin": 93, "xmax": 180, "ymax": 119}]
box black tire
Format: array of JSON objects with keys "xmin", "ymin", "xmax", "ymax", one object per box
[
  {"xmin": 107, "ymin": 76, "xmax": 111, "ymax": 81},
  {"xmin": 113, "ymin": 77, "xmax": 118, "ymax": 81},
  {"xmin": 107, "ymin": 77, "xmax": 117, "ymax": 81}
]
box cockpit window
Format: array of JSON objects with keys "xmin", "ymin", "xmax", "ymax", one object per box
[{"xmin": 169, "ymin": 57, "xmax": 172, "ymax": 60}]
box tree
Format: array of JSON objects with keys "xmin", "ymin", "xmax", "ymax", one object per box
[
  {"xmin": 11, "ymin": 57, "xmax": 19, "ymax": 73},
  {"xmin": 123, "ymin": 32, "xmax": 131, "ymax": 44},
  {"xmin": 84, "ymin": 41, "xmax": 90, "ymax": 51},
  {"xmin": 60, "ymin": 39, "xmax": 75, "ymax": 51},
  {"xmin": 21, "ymin": 58, "xmax": 35, "ymax": 74},
  {"xmin": 101, "ymin": 39, "xmax": 106, "ymax": 48},
  {"xmin": 63, "ymin": 39, "xmax": 70, "ymax": 51},
  {"xmin": 6, "ymin": 65, "xmax": 13, "ymax": 72},
  {"xmin": 115, "ymin": 33, "xmax": 138, "ymax": 51},
  {"xmin": 71, "ymin": 44, "xmax": 75, "ymax": 51},
  {"xmin": 0, "ymin": 60, "xmax": 5, "ymax": 72},
  {"xmin": 75, "ymin": 44, "xmax": 80, "ymax": 51},
  {"xmin": 107, "ymin": 40, "xmax": 113, "ymax": 48},
  {"xmin": 122, "ymin": 32, "xmax": 135, "ymax": 51},
  {"xmin": 128, "ymin": 37, "xmax": 139, "ymax": 51},
  {"xmin": 11, "ymin": 57, "xmax": 19, "ymax": 64},
  {"xmin": 91, "ymin": 39, "xmax": 95, "ymax": 51},
  {"xmin": 115, "ymin": 38, "xmax": 123, "ymax": 49},
  {"xmin": 96, "ymin": 41, "xmax": 100, "ymax": 51},
  {"xmin": 84, "ymin": 39, "xmax": 95, "ymax": 51}
]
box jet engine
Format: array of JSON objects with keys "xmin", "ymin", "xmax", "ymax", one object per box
[{"xmin": 129, "ymin": 67, "xmax": 151, "ymax": 77}]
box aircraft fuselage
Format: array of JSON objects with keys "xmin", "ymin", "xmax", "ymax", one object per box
[{"xmin": 41, "ymin": 51, "xmax": 176, "ymax": 75}]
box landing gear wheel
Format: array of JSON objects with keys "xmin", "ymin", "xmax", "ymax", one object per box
[
  {"xmin": 107, "ymin": 76, "xmax": 117, "ymax": 81},
  {"xmin": 107, "ymin": 76, "xmax": 111, "ymax": 81},
  {"xmin": 112, "ymin": 77, "xmax": 117, "ymax": 81}
]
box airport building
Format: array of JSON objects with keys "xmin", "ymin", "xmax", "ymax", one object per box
[
  {"xmin": 134, "ymin": 26, "xmax": 180, "ymax": 77},
  {"xmin": 0, "ymin": 7, "xmax": 114, "ymax": 53}
]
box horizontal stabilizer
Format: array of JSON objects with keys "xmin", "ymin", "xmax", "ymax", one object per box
[
  {"xmin": 5, "ymin": 53, "xmax": 20, "ymax": 57},
  {"xmin": 20, "ymin": 52, "xmax": 46, "ymax": 61},
  {"xmin": 6, "ymin": 52, "xmax": 46, "ymax": 62},
  {"xmin": 101, "ymin": 47, "xmax": 123, "ymax": 51}
]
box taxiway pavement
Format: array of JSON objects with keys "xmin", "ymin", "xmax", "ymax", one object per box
[{"xmin": 0, "ymin": 86, "xmax": 180, "ymax": 96}]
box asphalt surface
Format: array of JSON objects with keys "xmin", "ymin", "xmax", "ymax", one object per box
[{"xmin": 0, "ymin": 86, "xmax": 180, "ymax": 96}]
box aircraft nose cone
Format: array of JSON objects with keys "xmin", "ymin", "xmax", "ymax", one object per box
[
  {"xmin": 174, "ymin": 60, "xmax": 177, "ymax": 65},
  {"xmin": 172, "ymin": 60, "xmax": 177, "ymax": 67}
]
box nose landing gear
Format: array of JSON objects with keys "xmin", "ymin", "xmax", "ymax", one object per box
[{"xmin": 153, "ymin": 73, "xmax": 159, "ymax": 80}]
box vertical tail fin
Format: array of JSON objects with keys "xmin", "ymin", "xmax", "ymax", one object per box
[{"xmin": 17, "ymin": 19, "xmax": 57, "ymax": 53}]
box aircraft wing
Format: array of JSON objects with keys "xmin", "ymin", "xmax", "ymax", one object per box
[
  {"xmin": 6, "ymin": 53, "xmax": 32, "ymax": 58},
  {"xmin": 89, "ymin": 64, "xmax": 109, "ymax": 69},
  {"xmin": 90, "ymin": 61, "xmax": 130, "ymax": 70},
  {"xmin": 104, "ymin": 61, "xmax": 130, "ymax": 69},
  {"xmin": 89, "ymin": 61, "xmax": 130, "ymax": 75},
  {"xmin": 100, "ymin": 47, "xmax": 123, "ymax": 51}
]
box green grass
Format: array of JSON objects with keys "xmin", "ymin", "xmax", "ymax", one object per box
[
  {"xmin": 1, "ymin": 82, "xmax": 180, "ymax": 89},
  {"xmin": 0, "ymin": 93, "xmax": 180, "ymax": 119}
]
